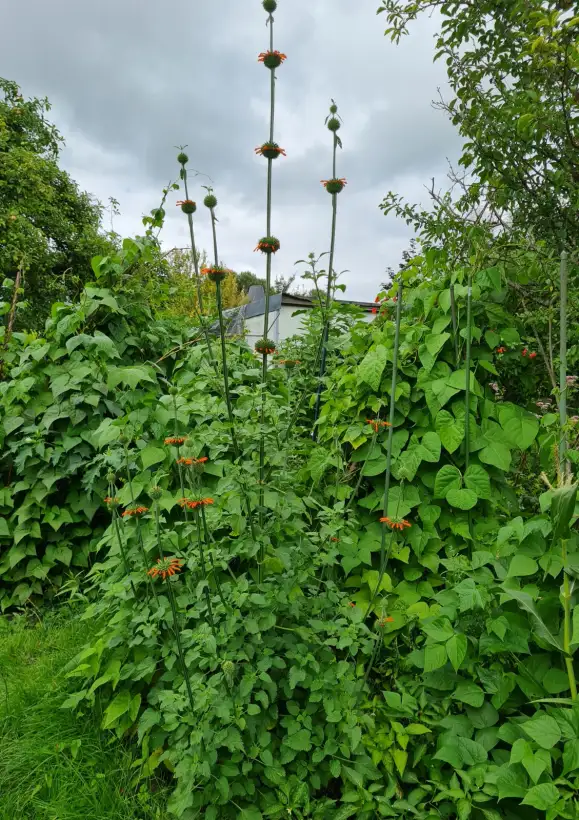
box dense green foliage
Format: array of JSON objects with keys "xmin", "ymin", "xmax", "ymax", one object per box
[{"xmin": 1, "ymin": 0, "xmax": 579, "ymax": 817}]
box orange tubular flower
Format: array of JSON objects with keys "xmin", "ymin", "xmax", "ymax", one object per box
[
  {"xmin": 254, "ymin": 143, "xmax": 287, "ymax": 158},
  {"xmin": 165, "ymin": 436, "xmax": 187, "ymax": 446},
  {"xmin": 122, "ymin": 506, "xmax": 149, "ymax": 518},
  {"xmin": 496, "ymin": 346, "xmax": 507, "ymax": 354},
  {"xmin": 177, "ymin": 456, "xmax": 208, "ymax": 467},
  {"xmin": 179, "ymin": 497, "xmax": 214, "ymax": 510},
  {"xmin": 258, "ymin": 50, "xmax": 287, "ymax": 67},
  {"xmin": 147, "ymin": 556, "xmax": 183, "ymax": 580},
  {"xmin": 377, "ymin": 616, "xmax": 395, "ymax": 628},
  {"xmin": 366, "ymin": 419, "xmax": 392, "ymax": 433},
  {"xmin": 380, "ymin": 516, "xmax": 411, "ymax": 531}
]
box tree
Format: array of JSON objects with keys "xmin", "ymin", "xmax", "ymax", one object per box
[
  {"xmin": 0, "ymin": 78, "xmax": 112, "ymax": 330},
  {"xmin": 378, "ymin": 0, "xmax": 579, "ymax": 250}
]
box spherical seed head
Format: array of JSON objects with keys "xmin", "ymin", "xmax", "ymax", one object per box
[
  {"xmin": 169, "ymin": 386, "xmax": 179, "ymax": 396},
  {"xmin": 329, "ymin": 104, "xmax": 338, "ymax": 114},
  {"xmin": 204, "ymin": 193, "xmax": 218, "ymax": 209},
  {"xmin": 327, "ymin": 117, "xmax": 341, "ymax": 132},
  {"xmin": 106, "ymin": 470, "xmax": 116, "ymax": 484},
  {"xmin": 262, "ymin": 0, "xmax": 277, "ymax": 10},
  {"xmin": 222, "ymin": 660, "xmax": 235, "ymax": 684},
  {"xmin": 149, "ymin": 486, "xmax": 163, "ymax": 500},
  {"xmin": 177, "ymin": 151, "xmax": 189, "ymax": 165},
  {"xmin": 180, "ymin": 200, "xmax": 196, "ymax": 214},
  {"xmin": 119, "ymin": 432, "xmax": 128, "ymax": 444},
  {"xmin": 255, "ymin": 337, "xmax": 276, "ymax": 356}
]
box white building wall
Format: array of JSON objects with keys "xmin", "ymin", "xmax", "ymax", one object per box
[{"xmin": 244, "ymin": 306, "xmax": 374, "ymax": 347}]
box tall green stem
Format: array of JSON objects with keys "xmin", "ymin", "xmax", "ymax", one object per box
[
  {"xmin": 364, "ymin": 279, "xmax": 403, "ymax": 620},
  {"xmin": 112, "ymin": 512, "xmax": 137, "ymax": 597},
  {"xmin": 182, "ymin": 171, "xmax": 205, "ymax": 315},
  {"xmin": 194, "ymin": 508, "xmax": 215, "ymax": 631},
  {"xmin": 215, "ymin": 280, "xmax": 240, "ymax": 457},
  {"xmin": 179, "ymin": 177, "xmax": 217, "ymax": 370},
  {"xmin": 312, "ymin": 131, "xmax": 339, "ymax": 441},
  {"xmin": 559, "ymin": 249, "xmax": 569, "ymax": 477},
  {"xmin": 258, "ymin": 11, "xmax": 278, "ymax": 582},
  {"xmin": 562, "ymin": 539, "xmax": 577, "ymax": 700},
  {"xmin": 165, "ymin": 579, "xmax": 196, "ymax": 713}
]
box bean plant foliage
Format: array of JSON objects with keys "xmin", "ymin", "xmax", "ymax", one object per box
[{"xmin": 2, "ymin": 1, "xmax": 579, "ymax": 818}]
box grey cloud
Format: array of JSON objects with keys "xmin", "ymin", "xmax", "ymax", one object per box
[{"xmin": 1, "ymin": 0, "xmax": 462, "ymax": 298}]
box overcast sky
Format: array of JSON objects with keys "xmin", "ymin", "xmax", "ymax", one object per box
[{"xmin": 1, "ymin": 0, "xmax": 462, "ymax": 301}]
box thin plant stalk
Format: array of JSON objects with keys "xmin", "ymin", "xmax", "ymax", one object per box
[
  {"xmin": 111, "ymin": 510, "xmax": 137, "ymax": 597},
  {"xmin": 559, "ymin": 249, "xmax": 569, "ymax": 478},
  {"xmin": 562, "ymin": 538, "xmax": 577, "ymax": 700},
  {"xmin": 181, "ymin": 169, "xmax": 205, "ymax": 314},
  {"xmin": 123, "ymin": 444, "xmax": 153, "ymax": 571},
  {"xmin": 257, "ymin": 7, "xmax": 279, "ymax": 581},
  {"xmin": 193, "ymin": 508, "xmax": 215, "ymax": 631},
  {"xmin": 363, "ymin": 279, "xmax": 403, "ymax": 620},
  {"xmin": 312, "ymin": 116, "xmax": 340, "ymax": 441},
  {"xmin": 450, "ymin": 283, "xmax": 459, "ymax": 366},
  {"xmin": 200, "ymin": 505, "xmax": 227, "ymax": 608},
  {"xmin": 165, "ymin": 580, "xmax": 196, "ymax": 714},
  {"xmin": 215, "ymin": 279, "xmax": 241, "ymax": 458}
]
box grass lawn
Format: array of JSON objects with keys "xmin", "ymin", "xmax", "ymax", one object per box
[{"xmin": 0, "ymin": 607, "xmax": 169, "ymax": 820}]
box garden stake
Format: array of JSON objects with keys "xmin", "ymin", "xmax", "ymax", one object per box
[
  {"xmin": 364, "ymin": 278, "xmax": 403, "ymax": 621},
  {"xmin": 450, "ymin": 283, "xmax": 459, "ymax": 366},
  {"xmin": 312, "ymin": 101, "xmax": 345, "ymax": 440}
]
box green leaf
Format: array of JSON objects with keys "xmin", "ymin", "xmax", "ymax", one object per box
[
  {"xmin": 453, "ymin": 682, "xmax": 485, "ymax": 707},
  {"xmin": 498, "ymin": 404, "xmax": 539, "ymax": 451},
  {"xmin": 521, "ymin": 783, "xmax": 560, "ymax": 811},
  {"xmin": 434, "ymin": 465, "xmax": 462, "ymax": 498},
  {"xmin": 102, "ymin": 690, "xmax": 132, "ymax": 729},
  {"xmin": 435, "ymin": 736, "xmax": 488, "ymax": 768},
  {"xmin": 391, "ymin": 748, "xmax": 408, "ymax": 776},
  {"xmin": 522, "ymin": 714, "xmax": 562, "ymax": 749},
  {"xmin": 479, "ymin": 439, "xmax": 511, "ymax": 472},
  {"xmin": 543, "ymin": 668, "xmax": 571, "ymax": 695},
  {"xmin": 507, "ymin": 554, "xmax": 538, "ymax": 578},
  {"xmin": 3, "ymin": 416, "xmax": 24, "ymax": 435},
  {"xmin": 284, "ymin": 729, "xmax": 312, "ymax": 752},
  {"xmin": 140, "ymin": 446, "xmax": 166, "ymax": 471},
  {"xmin": 424, "ymin": 643, "xmax": 447, "ymax": 672},
  {"xmin": 551, "ymin": 484, "xmax": 578, "ymax": 540},
  {"xmin": 446, "ymin": 634, "xmax": 468, "ymax": 671},
  {"xmin": 422, "ymin": 617, "xmax": 454, "ymax": 643},
  {"xmin": 464, "ymin": 465, "xmax": 491, "ymax": 500},
  {"xmin": 446, "ymin": 488, "xmax": 478, "ymax": 510},
  {"xmin": 358, "ymin": 345, "xmax": 388, "ymax": 391},
  {"xmin": 426, "ymin": 332, "xmax": 451, "ymax": 358},
  {"xmin": 0, "ymin": 518, "xmax": 11, "ymax": 538},
  {"xmin": 436, "ymin": 410, "xmax": 464, "ymax": 454},
  {"xmin": 501, "ymin": 585, "xmax": 563, "ymax": 651},
  {"xmin": 419, "ymin": 431, "xmax": 442, "ymax": 463}
]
